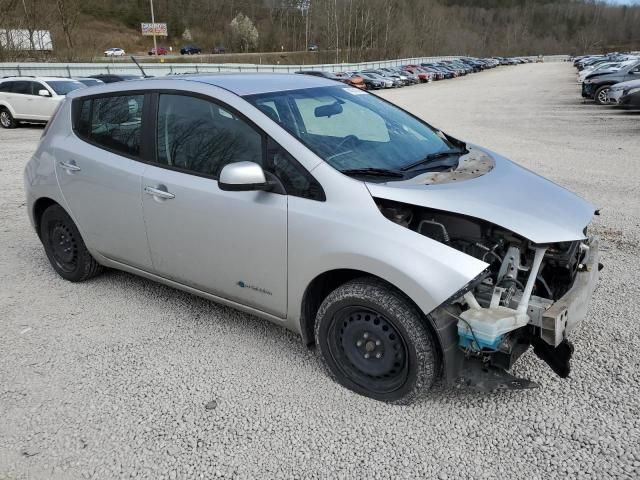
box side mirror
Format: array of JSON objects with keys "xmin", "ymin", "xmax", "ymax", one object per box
[
  {"xmin": 38, "ymin": 89, "xmax": 51, "ymax": 97},
  {"xmin": 218, "ymin": 161, "xmax": 272, "ymax": 192}
]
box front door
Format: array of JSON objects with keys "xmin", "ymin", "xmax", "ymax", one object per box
[
  {"xmin": 141, "ymin": 93, "xmax": 287, "ymax": 317},
  {"xmin": 55, "ymin": 93, "xmax": 152, "ymax": 270}
]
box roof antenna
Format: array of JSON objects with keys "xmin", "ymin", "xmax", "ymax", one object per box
[{"xmin": 130, "ymin": 55, "xmax": 150, "ymax": 78}]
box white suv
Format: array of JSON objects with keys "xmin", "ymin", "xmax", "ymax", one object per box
[{"xmin": 0, "ymin": 77, "xmax": 85, "ymax": 128}]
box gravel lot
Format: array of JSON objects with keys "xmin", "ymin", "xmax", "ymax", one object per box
[{"xmin": 1, "ymin": 62, "xmax": 639, "ymax": 479}]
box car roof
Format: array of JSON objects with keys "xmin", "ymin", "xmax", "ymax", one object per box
[
  {"xmin": 72, "ymin": 73, "xmax": 341, "ymax": 97},
  {"xmin": 0, "ymin": 76, "xmax": 80, "ymax": 82}
]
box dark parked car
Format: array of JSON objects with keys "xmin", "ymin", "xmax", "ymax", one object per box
[
  {"xmin": 87, "ymin": 74, "xmax": 143, "ymax": 84},
  {"xmin": 582, "ymin": 60, "xmax": 640, "ymax": 104},
  {"xmin": 180, "ymin": 45, "xmax": 202, "ymax": 55},
  {"xmin": 212, "ymin": 46, "xmax": 226, "ymax": 54},
  {"xmin": 619, "ymin": 88, "xmax": 640, "ymax": 108}
]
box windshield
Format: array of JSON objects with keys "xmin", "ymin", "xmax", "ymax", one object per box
[
  {"xmin": 46, "ymin": 80, "xmax": 85, "ymax": 95},
  {"xmin": 244, "ymin": 85, "xmax": 458, "ymax": 176}
]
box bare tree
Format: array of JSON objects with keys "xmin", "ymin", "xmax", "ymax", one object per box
[{"xmin": 55, "ymin": 0, "xmax": 82, "ymax": 60}]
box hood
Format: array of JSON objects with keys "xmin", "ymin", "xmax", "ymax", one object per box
[
  {"xmin": 366, "ymin": 147, "xmax": 596, "ymax": 244},
  {"xmin": 611, "ymin": 78, "xmax": 640, "ymax": 91},
  {"xmin": 585, "ymin": 70, "xmax": 618, "ymax": 81}
]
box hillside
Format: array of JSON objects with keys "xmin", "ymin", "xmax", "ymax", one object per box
[{"xmin": 1, "ymin": 0, "xmax": 639, "ymax": 62}]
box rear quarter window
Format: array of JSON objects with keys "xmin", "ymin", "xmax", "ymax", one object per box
[{"xmin": 72, "ymin": 94, "xmax": 144, "ymax": 158}]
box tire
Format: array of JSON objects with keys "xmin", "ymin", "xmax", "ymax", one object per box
[
  {"xmin": 595, "ymin": 85, "xmax": 611, "ymax": 105},
  {"xmin": 314, "ymin": 277, "xmax": 439, "ymax": 404},
  {"xmin": 0, "ymin": 107, "xmax": 18, "ymax": 129},
  {"xmin": 40, "ymin": 204, "xmax": 103, "ymax": 282}
]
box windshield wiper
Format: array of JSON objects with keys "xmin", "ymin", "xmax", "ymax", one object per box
[
  {"xmin": 401, "ymin": 148, "xmax": 467, "ymax": 172},
  {"xmin": 339, "ymin": 168, "xmax": 404, "ymax": 178}
]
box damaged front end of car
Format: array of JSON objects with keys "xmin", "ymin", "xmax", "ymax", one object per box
[
  {"xmin": 376, "ymin": 200, "xmax": 601, "ymax": 390},
  {"xmin": 369, "ymin": 148, "xmax": 602, "ymax": 391}
]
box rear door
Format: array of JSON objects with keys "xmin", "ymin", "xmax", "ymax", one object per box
[
  {"xmin": 55, "ymin": 92, "xmax": 153, "ymax": 270},
  {"xmin": 8, "ymin": 81, "xmax": 32, "ymax": 118}
]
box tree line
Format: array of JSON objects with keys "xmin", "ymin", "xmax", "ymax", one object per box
[{"xmin": 1, "ymin": 0, "xmax": 638, "ymax": 61}]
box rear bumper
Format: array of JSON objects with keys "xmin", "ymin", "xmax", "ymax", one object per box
[{"xmin": 540, "ymin": 237, "xmax": 600, "ymax": 346}]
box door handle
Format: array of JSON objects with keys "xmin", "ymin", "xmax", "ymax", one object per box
[
  {"xmin": 59, "ymin": 161, "xmax": 81, "ymax": 172},
  {"xmin": 144, "ymin": 185, "xmax": 175, "ymax": 200}
]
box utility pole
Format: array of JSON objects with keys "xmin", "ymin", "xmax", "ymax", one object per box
[{"xmin": 150, "ymin": 0, "xmax": 158, "ymax": 57}]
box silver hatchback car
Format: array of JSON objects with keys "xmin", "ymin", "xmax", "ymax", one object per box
[{"xmin": 25, "ymin": 74, "xmax": 600, "ymax": 403}]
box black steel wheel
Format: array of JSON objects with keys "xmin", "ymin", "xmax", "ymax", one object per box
[
  {"xmin": 48, "ymin": 221, "xmax": 79, "ymax": 273},
  {"xmin": 327, "ymin": 306, "xmax": 409, "ymax": 394},
  {"xmin": 315, "ymin": 277, "xmax": 439, "ymax": 404},
  {"xmin": 40, "ymin": 204, "xmax": 103, "ymax": 282}
]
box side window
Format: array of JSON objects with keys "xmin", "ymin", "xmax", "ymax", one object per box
[
  {"xmin": 0, "ymin": 81, "xmax": 13, "ymax": 93},
  {"xmin": 30, "ymin": 82, "xmax": 45, "ymax": 95},
  {"xmin": 266, "ymin": 138, "xmax": 325, "ymax": 201},
  {"xmin": 89, "ymin": 94, "xmax": 144, "ymax": 157},
  {"xmin": 294, "ymin": 92, "xmax": 390, "ymax": 142},
  {"xmin": 11, "ymin": 81, "xmax": 30, "ymax": 95},
  {"xmin": 156, "ymin": 94, "xmax": 263, "ymax": 177}
]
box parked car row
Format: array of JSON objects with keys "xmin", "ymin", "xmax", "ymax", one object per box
[
  {"xmin": 296, "ymin": 57, "xmax": 510, "ymax": 91},
  {"xmin": 0, "ymin": 55, "xmax": 529, "ymax": 128},
  {"xmin": 573, "ymin": 53, "xmax": 640, "ymax": 107}
]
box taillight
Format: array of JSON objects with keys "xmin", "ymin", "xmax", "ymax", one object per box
[{"xmin": 41, "ymin": 100, "xmax": 64, "ymax": 138}]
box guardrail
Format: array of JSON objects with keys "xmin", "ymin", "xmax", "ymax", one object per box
[
  {"xmin": 0, "ymin": 55, "xmax": 460, "ymax": 77},
  {"xmin": 0, "ymin": 55, "xmax": 569, "ymax": 78}
]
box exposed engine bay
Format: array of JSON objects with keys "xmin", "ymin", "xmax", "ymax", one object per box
[{"xmin": 375, "ymin": 197, "xmax": 600, "ymax": 390}]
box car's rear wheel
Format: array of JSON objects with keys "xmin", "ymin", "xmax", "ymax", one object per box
[
  {"xmin": 314, "ymin": 277, "xmax": 439, "ymax": 404},
  {"xmin": 40, "ymin": 204, "xmax": 103, "ymax": 282},
  {"xmin": 0, "ymin": 108, "xmax": 17, "ymax": 129},
  {"xmin": 595, "ymin": 85, "xmax": 611, "ymax": 105}
]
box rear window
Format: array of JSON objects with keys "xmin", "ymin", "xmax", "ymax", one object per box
[{"xmin": 47, "ymin": 81, "xmax": 85, "ymax": 95}]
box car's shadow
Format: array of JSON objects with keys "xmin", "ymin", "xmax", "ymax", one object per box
[{"xmin": 63, "ymin": 265, "xmax": 541, "ymax": 406}]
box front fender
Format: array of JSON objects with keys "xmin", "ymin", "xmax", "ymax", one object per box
[{"xmin": 285, "ymin": 164, "xmax": 488, "ymax": 333}]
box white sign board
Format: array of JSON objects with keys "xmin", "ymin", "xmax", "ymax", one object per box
[{"xmin": 141, "ymin": 23, "xmax": 168, "ymax": 36}]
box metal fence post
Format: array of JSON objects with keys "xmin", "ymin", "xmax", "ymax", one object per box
[
  {"xmin": 66, "ymin": 65, "xmax": 71, "ymax": 78},
  {"xmin": 17, "ymin": 64, "xmax": 21, "ymax": 76},
  {"xmin": 195, "ymin": 65, "xmax": 199, "ymax": 73}
]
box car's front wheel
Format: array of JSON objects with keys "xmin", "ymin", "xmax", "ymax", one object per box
[
  {"xmin": 315, "ymin": 277, "xmax": 439, "ymax": 404},
  {"xmin": 40, "ymin": 204, "xmax": 103, "ymax": 282},
  {"xmin": 595, "ymin": 85, "xmax": 612, "ymax": 105},
  {"xmin": 0, "ymin": 107, "xmax": 17, "ymax": 128}
]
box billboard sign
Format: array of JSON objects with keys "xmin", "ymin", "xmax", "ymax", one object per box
[{"xmin": 141, "ymin": 23, "xmax": 168, "ymax": 36}]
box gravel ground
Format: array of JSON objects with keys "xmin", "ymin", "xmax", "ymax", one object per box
[{"xmin": 1, "ymin": 62, "xmax": 639, "ymax": 479}]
